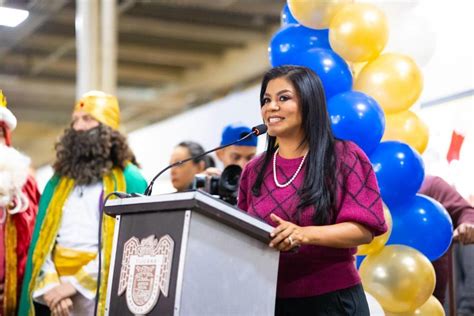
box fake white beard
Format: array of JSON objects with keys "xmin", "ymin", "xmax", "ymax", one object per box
[{"xmin": 0, "ymin": 144, "xmax": 31, "ymax": 212}]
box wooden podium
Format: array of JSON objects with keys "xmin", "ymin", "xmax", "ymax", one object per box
[{"xmin": 104, "ymin": 191, "xmax": 279, "ymax": 315}]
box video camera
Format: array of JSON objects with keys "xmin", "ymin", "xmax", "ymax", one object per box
[{"xmin": 192, "ymin": 165, "xmax": 242, "ymax": 205}]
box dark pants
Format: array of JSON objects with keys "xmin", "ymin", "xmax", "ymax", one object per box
[
  {"xmin": 275, "ymin": 284, "xmax": 370, "ymax": 316},
  {"xmin": 34, "ymin": 302, "xmax": 51, "ymax": 316}
]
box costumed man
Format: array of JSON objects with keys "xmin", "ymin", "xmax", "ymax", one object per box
[
  {"xmin": 0, "ymin": 90, "xmax": 40, "ymax": 316},
  {"xmin": 18, "ymin": 91, "xmax": 147, "ymax": 316}
]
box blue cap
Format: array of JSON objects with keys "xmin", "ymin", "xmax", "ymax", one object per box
[{"xmin": 220, "ymin": 123, "xmax": 258, "ymax": 147}]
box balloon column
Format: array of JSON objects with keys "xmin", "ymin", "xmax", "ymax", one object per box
[{"xmin": 271, "ymin": 1, "xmax": 450, "ymax": 314}]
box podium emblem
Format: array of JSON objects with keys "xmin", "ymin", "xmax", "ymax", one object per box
[{"xmin": 118, "ymin": 235, "xmax": 174, "ymax": 314}]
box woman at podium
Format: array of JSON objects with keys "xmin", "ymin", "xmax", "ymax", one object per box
[{"xmin": 238, "ymin": 65, "xmax": 387, "ymax": 315}]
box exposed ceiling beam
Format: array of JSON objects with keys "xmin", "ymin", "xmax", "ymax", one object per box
[
  {"xmin": 20, "ymin": 34, "xmax": 218, "ymax": 68},
  {"xmin": 8, "ymin": 0, "xmax": 139, "ymax": 78},
  {"xmin": 142, "ymin": 0, "xmax": 284, "ymax": 16},
  {"xmin": 0, "ymin": 0, "xmax": 68, "ymax": 58},
  {"xmin": 53, "ymin": 9, "xmax": 267, "ymax": 46},
  {"xmin": 0, "ymin": 75, "xmax": 164, "ymax": 113},
  {"xmin": 120, "ymin": 29, "xmax": 276, "ymax": 129},
  {"xmin": 1, "ymin": 55, "xmax": 182, "ymax": 83}
]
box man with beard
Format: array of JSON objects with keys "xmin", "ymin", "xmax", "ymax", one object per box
[
  {"xmin": 0, "ymin": 90, "xmax": 40, "ymax": 316},
  {"xmin": 19, "ymin": 91, "xmax": 147, "ymax": 316}
]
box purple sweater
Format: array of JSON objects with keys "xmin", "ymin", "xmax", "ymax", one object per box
[{"xmin": 238, "ymin": 141, "xmax": 387, "ymax": 298}]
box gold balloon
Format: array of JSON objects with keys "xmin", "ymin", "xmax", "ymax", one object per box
[
  {"xmin": 329, "ymin": 3, "xmax": 388, "ymax": 62},
  {"xmin": 357, "ymin": 204, "xmax": 392, "ymax": 256},
  {"xmin": 354, "ymin": 53, "xmax": 423, "ymax": 114},
  {"xmin": 383, "ymin": 110, "xmax": 429, "ymax": 154},
  {"xmin": 385, "ymin": 296, "xmax": 445, "ymax": 316},
  {"xmin": 288, "ymin": 0, "xmax": 351, "ymax": 29},
  {"xmin": 349, "ymin": 61, "xmax": 367, "ymax": 80},
  {"xmin": 360, "ymin": 245, "xmax": 435, "ymax": 313}
]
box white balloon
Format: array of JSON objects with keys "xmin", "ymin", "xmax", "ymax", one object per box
[
  {"xmin": 366, "ymin": 291, "xmax": 385, "ymax": 316},
  {"xmin": 384, "ymin": 12, "xmax": 437, "ymax": 67}
]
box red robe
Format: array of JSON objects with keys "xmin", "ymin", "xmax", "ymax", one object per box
[{"xmin": 1, "ymin": 175, "xmax": 39, "ymax": 316}]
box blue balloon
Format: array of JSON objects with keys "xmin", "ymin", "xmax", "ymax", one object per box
[
  {"xmin": 370, "ymin": 141, "xmax": 425, "ymax": 207},
  {"xmin": 286, "ymin": 48, "xmax": 353, "ymax": 99},
  {"xmin": 356, "ymin": 255, "xmax": 366, "ymax": 270},
  {"xmin": 281, "ymin": 4, "xmax": 298, "ymax": 26},
  {"xmin": 388, "ymin": 194, "xmax": 453, "ymax": 261},
  {"xmin": 328, "ymin": 91, "xmax": 385, "ymax": 155},
  {"xmin": 269, "ymin": 25, "xmax": 330, "ymax": 67}
]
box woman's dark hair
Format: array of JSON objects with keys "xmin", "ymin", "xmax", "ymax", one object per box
[
  {"xmin": 252, "ymin": 65, "xmax": 338, "ymax": 225},
  {"xmin": 177, "ymin": 141, "xmax": 214, "ymax": 168}
]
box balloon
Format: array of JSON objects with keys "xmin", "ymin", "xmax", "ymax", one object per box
[
  {"xmin": 384, "ymin": 12, "xmax": 437, "ymax": 67},
  {"xmin": 288, "ymin": 0, "xmax": 351, "ymax": 30},
  {"xmin": 329, "ymin": 3, "xmax": 388, "ymax": 62},
  {"xmin": 349, "ymin": 61, "xmax": 367, "ymax": 79},
  {"xmin": 360, "ymin": 245, "xmax": 435, "ymax": 313},
  {"xmin": 356, "ymin": 255, "xmax": 366, "ymax": 269},
  {"xmin": 354, "ymin": 53, "xmax": 423, "ymax": 114},
  {"xmin": 383, "ymin": 110, "xmax": 429, "ymax": 154},
  {"xmin": 281, "ymin": 4, "xmax": 298, "ymax": 26},
  {"xmin": 388, "ymin": 194, "xmax": 453, "ymax": 261},
  {"xmin": 287, "ymin": 48, "xmax": 352, "ymax": 99},
  {"xmin": 370, "ymin": 141, "xmax": 425, "ymax": 207},
  {"xmin": 385, "ymin": 295, "xmax": 445, "ymax": 316},
  {"xmin": 366, "ymin": 292, "xmax": 386, "ymax": 316},
  {"xmin": 269, "ymin": 25, "xmax": 330, "ymax": 67},
  {"xmin": 328, "ymin": 91, "xmax": 385, "ymax": 155},
  {"xmin": 357, "ymin": 204, "xmax": 392, "ymax": 255}
]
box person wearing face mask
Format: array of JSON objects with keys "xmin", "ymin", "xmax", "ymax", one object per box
[
  {"xmin": 169, "ymin": 141, "xmax": 215, "ymax": 192},
  {"xmin": 0, "ymin": 90, "xmax": 40, "ymax": 316},
  {"xmin": 18, "ymin": 91, "xmax": 147, "ymax": 316},
  {"xmin": 238, "ymin": 66, "xmax": 387, "ymax": 315}
]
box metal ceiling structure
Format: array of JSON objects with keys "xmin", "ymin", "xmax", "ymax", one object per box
[{"xmin": 0, "ymin": 0, "xmax": 283, "ymax": 166}]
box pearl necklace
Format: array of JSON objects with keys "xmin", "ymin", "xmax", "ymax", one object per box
[{"xmin": 273, "ymin": 148, "xmax": 308, "ymax": 188}]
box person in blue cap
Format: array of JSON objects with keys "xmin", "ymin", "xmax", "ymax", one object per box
[{"xmin": 216, "ymin": 123, "xmax": 258, "ymax": 170}]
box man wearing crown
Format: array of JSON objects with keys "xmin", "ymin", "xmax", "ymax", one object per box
[
  {"xmin": 0, "ymin": 90, "xmax": 40, "ymax": 316},
  {"xmin": 19, "ymin": 91, "xmax": 147, "ymax": 316}
]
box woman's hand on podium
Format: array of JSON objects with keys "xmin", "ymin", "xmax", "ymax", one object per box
[{"xmin": 269, "ymin": 213, "xmax": 308, "ymax": 251}]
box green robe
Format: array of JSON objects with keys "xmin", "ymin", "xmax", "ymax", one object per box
[{"xmin": 18, "ymin": 164, "xmax": 147, "ymax": 315}]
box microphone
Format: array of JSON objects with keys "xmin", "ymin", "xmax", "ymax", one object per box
[{"xmin": 144, "ymin": 124, "xmax": 267, "ymax": 196}]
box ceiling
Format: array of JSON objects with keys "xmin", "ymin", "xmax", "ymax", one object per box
[{"xmin": 0, "ymin": 0, "xmax": 283, "ymax": 166}]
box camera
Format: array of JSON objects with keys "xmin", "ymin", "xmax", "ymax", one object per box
[{"xmin": 192, "ymin": 165, "xmax": 242, "ymax": 205}]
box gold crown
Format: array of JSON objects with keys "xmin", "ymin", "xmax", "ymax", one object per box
[
  {"xmin": 74, "ymin": 90, "xmax": 120, "ymax": 129},
  {"xmin": 0, "ymin": 90, "xmax": 7, "ymax": 108}
]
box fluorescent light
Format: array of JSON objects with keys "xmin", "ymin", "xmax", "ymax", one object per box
[{"xmin": 0, "ymin": 7, "xmax": 29, "ymax": 27}]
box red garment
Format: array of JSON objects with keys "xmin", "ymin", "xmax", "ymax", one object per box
[
  {"xmin": 14, "ymin": 175, "xmax": 40, "ymax": 286},
  {"xmin": 238, "ymin": 141, "xmax": 387, "ymax": 298},
  {"xmin": 0, "ymin": 175, "xmax": 39, "ymax": 312},
  {"xmin": 419, "ymin": 175, "xmax": 474, "ymax": 304}
]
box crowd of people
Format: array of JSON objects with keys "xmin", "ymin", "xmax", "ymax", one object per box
[{"xmin": 0, "ymin": 65, "xmax": 473, "ymax": 315}]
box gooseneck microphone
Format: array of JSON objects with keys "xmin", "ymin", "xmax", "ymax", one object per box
[{"xmin": 143, "ymin": 124, "xmax": 267, "ymax": 196}]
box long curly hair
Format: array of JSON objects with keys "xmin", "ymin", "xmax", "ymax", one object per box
[{"xmin": 53, "ymin": 124, "xmax": 138, "ymax": 185}]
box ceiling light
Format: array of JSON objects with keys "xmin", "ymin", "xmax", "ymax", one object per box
[{"xmin": 0, "ymin": 6, "xmax": 29, "ymax": 27}]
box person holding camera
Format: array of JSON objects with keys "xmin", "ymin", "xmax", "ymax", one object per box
[
  {"xmin": 238, "ymin": 66, "xmax": 387, "ymax": 315},
  {"xmin": 217, "ymin": 123, "xmax": 258, "ymax": 170},
  {"xmin": 196, "ymin": 123, "xmax": 258, "ymax": 205}
]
